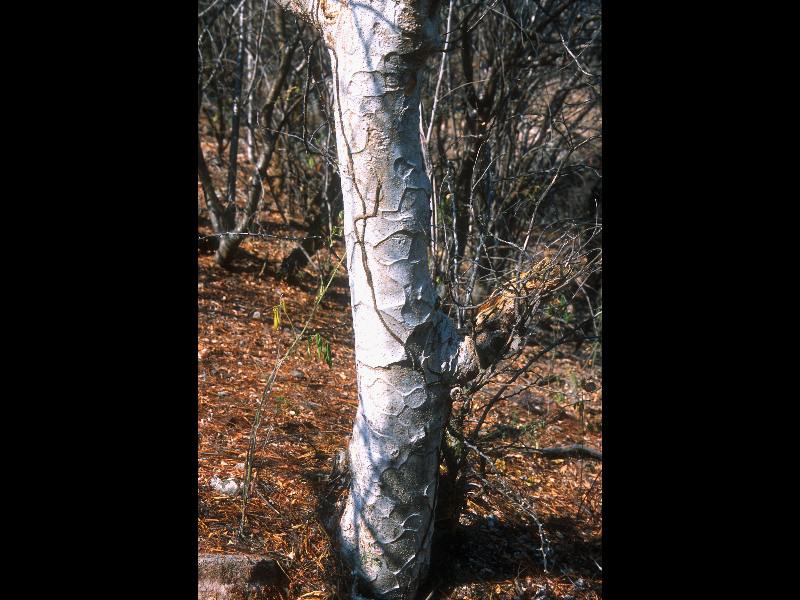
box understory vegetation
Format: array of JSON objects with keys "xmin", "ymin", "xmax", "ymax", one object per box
[{"xmin": 198, "ymin": 0, "xmax": 601, "ymax": 597}]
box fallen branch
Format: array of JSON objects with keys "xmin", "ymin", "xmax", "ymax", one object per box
[
  {"xmin": 529, "ymin": 444, "xmax": 601, "ymax": 461},
  {"xmin": 489, "ymin": 442, "xmax": 601, "ymax": 462}
]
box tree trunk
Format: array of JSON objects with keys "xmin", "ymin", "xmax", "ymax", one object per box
[
  {"xmin": 208, "ymin": 26, "xmax": 301, "ymax": 268},
  {"xmin": 275, "ymin": 2, "xmax": 485, "ymax": 596},
  {"xmin": 324, "ymin": 5, "xmax": 450, "ymax": 596},
  {"xmin": 225, "ymin": 0, "xmax": 247, "ymax": 207},
  {"xmin": 279, "ymin": 173, "xmax": 341, "ymax": 281}
]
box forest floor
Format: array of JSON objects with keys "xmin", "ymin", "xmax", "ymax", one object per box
[{"xmin": 198, "ymin": 157, "xmax": 602, "ymax": 599}]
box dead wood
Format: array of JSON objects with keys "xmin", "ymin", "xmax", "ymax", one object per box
[{"xmin": 529, "ymin": 444, "xmax": 601, "ymax": 461}]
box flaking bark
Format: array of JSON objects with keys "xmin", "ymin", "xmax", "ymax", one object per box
[
  {"xmin": 273, "ymin": 1, "xmax": 570, "ymax": 596},
  {"xmin": 319, "ymin": 3, "xmax": 460, "ymax": 596}
]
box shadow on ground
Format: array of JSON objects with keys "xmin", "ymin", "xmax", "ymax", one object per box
[
  {"xmin": 297, "ymin": 455, "xmax": 601, "ymax": 599},
  {"xmin": 422, "ymin": 514, "xmax": 601, "ymax": 598}
]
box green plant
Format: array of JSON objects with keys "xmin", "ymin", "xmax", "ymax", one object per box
[
  {"xmin": 274, "ymin": 396, "xmax": 290, "ymax": 412},
  {"xmin": 307, "ymin": 332, "xmax": 332, "ymax": 367}
]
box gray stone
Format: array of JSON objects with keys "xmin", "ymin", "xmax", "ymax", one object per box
[{"xmin": 209, "ymin": 476, "xmax": 243, "ymax": 496}]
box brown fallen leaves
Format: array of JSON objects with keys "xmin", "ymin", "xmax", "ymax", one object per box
[{"xmin": 198, "ymin": 189, "xmax": 601, "ymax": 599}]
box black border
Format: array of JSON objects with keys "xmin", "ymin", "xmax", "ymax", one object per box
[{"xmin": 41, "ymin": 0, "xmax": 730, "ymax": 595}]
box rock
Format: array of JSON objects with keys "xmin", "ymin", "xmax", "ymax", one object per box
[
  {"xmin": 291, "ymin": 370, "xmax": 305, "ymax": 379},
  {"xmin": 210, "ymin": 475, "xmax": 243, "ymax": 496},
  {"xmin": 198, "ymin": 554, "xmax": 289, "ymax": 599},
  {"xmin": 252, "ymin": 311, "xmax": 261, "ymax": 319}
]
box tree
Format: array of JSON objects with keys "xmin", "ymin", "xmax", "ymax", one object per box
[
  {"xmin": 198, "ymin": 2, "xmax": 303, "ymax": 267},
  {"xmin": 267, "ymin": 1, "xmax": 586, "ymax": 597},
  {"xmin": 274, "ymin": 1, "xmax": 469, "ymax": 596},
  {"xmin": 198, "ymin": 0, "xmax": 601, "ymax": 595}
]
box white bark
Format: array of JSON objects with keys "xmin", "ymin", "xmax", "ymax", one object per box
[
  {"xmin": 329, "ymin": 4, "xmax": 455, "ymax": 597},
  {"xmin": 276, "ymin": 1, "xmax": 481, "ymax": 596}
]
